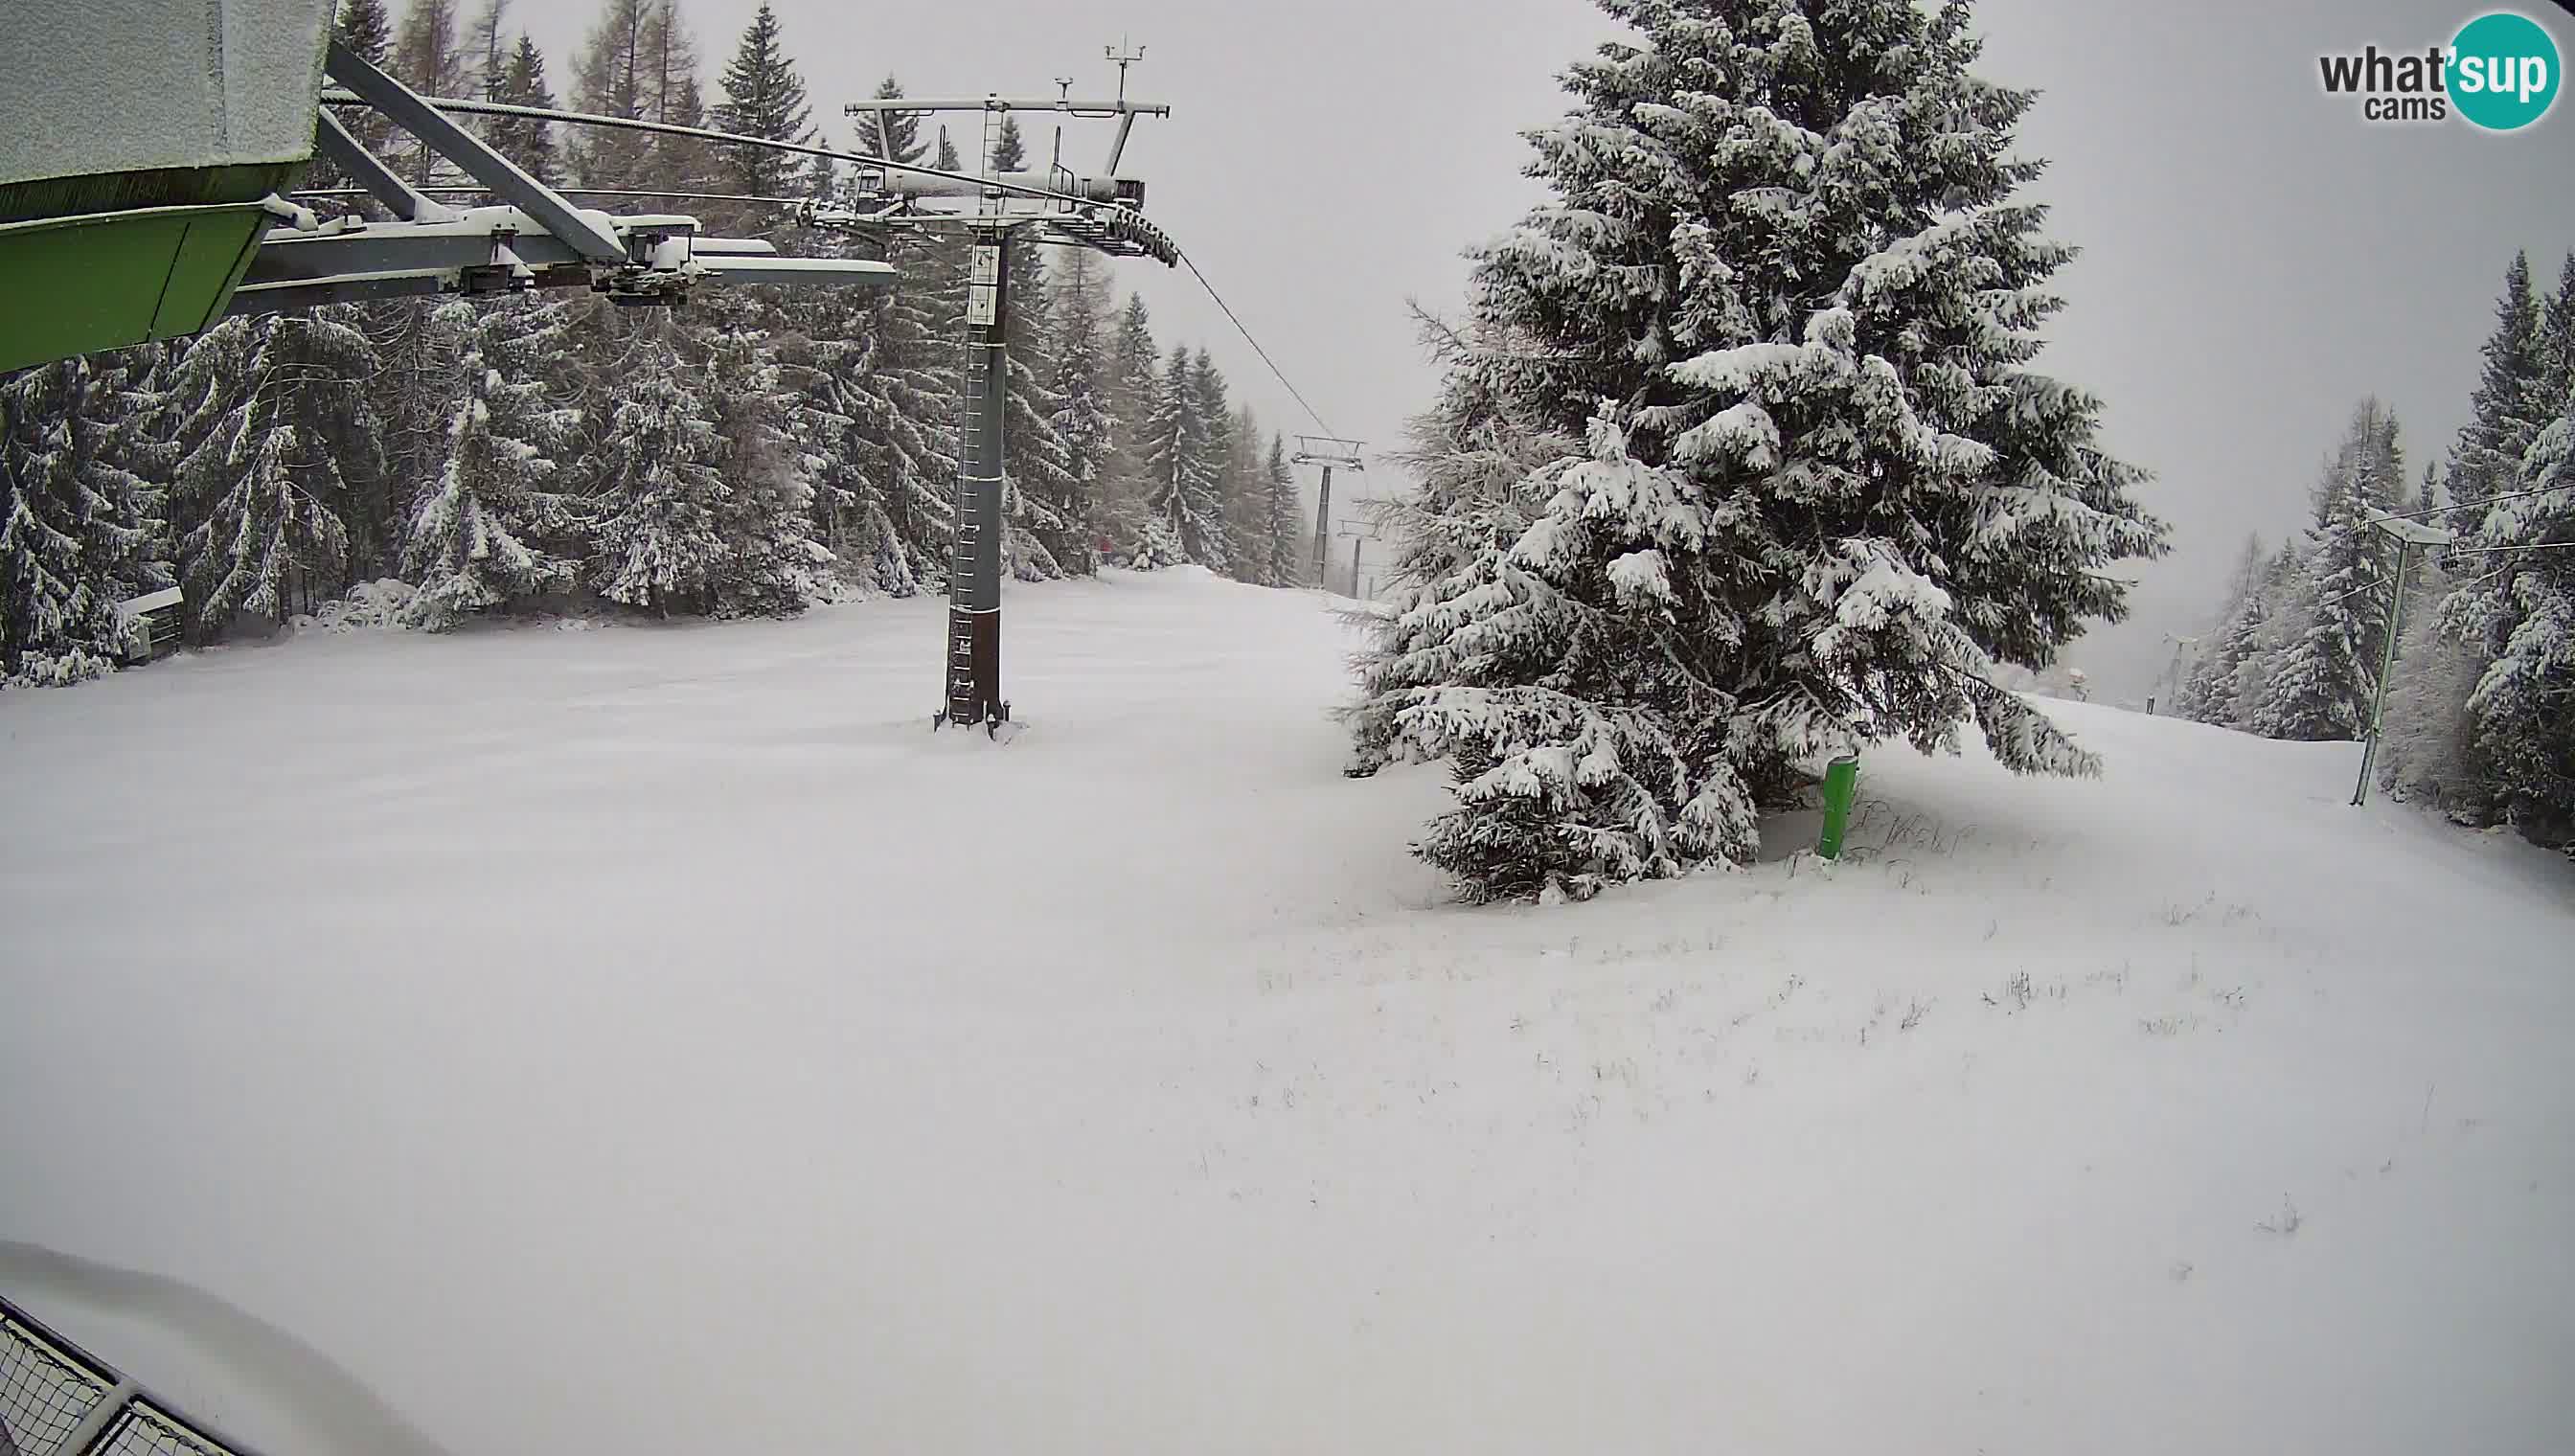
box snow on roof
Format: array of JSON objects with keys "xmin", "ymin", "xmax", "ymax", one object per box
[{"xmin": 0, "ymin": 0, "xmax": 335, "ymax": 190}]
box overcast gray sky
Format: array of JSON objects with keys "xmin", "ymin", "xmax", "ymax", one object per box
[{"xmin": 521, "ymin": 0, "xmax": 2573, "ymax": 696}]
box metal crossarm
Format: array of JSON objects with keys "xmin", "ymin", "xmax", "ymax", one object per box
[
  {"xmin": 308, "ymin": 110, "xmax": 457, "ymax": 226},
  {"xmin": 324, "ymin": 38, "xmax": 624, "ymax": 262}
]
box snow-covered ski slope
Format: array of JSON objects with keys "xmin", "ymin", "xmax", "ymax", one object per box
[{"xmin": 3, "ymin": 567, "xmax": 2569, "ymax": 1456}]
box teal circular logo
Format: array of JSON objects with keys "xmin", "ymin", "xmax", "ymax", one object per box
[{"xmin": 2450, "ymin": 11, "xmax": 2561, "ymax": 130}]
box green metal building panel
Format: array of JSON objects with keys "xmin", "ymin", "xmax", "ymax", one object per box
[{"xmin": 0, "ymin": 205, "xmax": 272, "ymax": 374}]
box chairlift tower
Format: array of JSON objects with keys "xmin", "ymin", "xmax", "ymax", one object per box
[
  {"xmin": 840, "ymin": 64, "xmax": 1174, "ymax": 738},
  {"xmin": 1335, "ymin": 522, "xmax": 1383, "ymax": 601},
  {"xmin": 1293, "ymin": 437, "xmax": 1367, "ymax": 589},
  {"xmin": 2350, "ymin": 510, "xmax": 2456, "ymax": 807}
]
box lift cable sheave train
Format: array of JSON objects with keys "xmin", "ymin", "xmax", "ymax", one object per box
[{"xmin": 0, "ymin": 0, "xmax": 1178, "ymax": 741}]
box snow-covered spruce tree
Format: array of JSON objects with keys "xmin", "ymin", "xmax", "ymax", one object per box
[
  {"xmin": 863, "ymin": 229, "xmax": 962, "ymax": 587},
  {"xmin": 485, "ymin": 35, "xmax": 561, "ymax": 183},
  {"xmin": 584, "ymin": 322, "xmax": 728, "ymax": 616},
  {"xmin": 1264, "ymin": 432, "xmax": 1305, "ymax": 588},
  {"xmin": 706, "ymin": 2, "xmax": 814, "ymax": 230},
  {"xmin": 1048, "ymin": 249, "xmax": 1118, "ymax": 570},
  {"xmin": 1000, "ymin": 243, "xmax": 1078, "ymax": 580},
  {"xmin": 2171, "ymin": 533, "xmax": 2264, "ymax": 723},
  {"xmin": 1343, "ymin": 0, "xmax": 2165, "ymax": 901},
  {"xmin": 166, "ymin": 314, "xmax": 376, "ymax": 635},
  {"xmin": 2450, "ymin": 252, "xmax": 2552, "ymax": 519},
  {"xmin": 702, "ymin": 323, "xmax": 835, "ymax": 616},
  {"xmin": 1340, "ymin": 344, "xmax": 1581, "ymax": 780},
  {"xmin": 1141, "ymin": 344, "xmax": 1227, "ymax": 569},
  {"xmin": 2542, "ymin": 252, "xmax": 2575, "ymax": 391},
  {"xmin": 1222, "ymin": 402, "xmax": 1270, "ymax": 582},
  {"xmin": 400, "ymin": 298, "xmax": 580, "ymax": 630},
  {"xmin": 2250, "ymin": 401, "xmax": 2406, "ymax": 741},
  {"xmin": 0, "ymin": 354, "xmax": 171, "ymax": 671},
  {"xmin": 2445, "ymin": 378, "xmax": 2575, "ymax": 843},
  {"xmin": 1101, "ymin": 293, "xmax": 1161, "ymax": 556},
  {"xmin": 2378, "ymin": 556, "xmax": 2495, "ymax": 815}
]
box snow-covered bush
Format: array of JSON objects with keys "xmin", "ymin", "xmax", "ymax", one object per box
[{"xmin": 3, "ymin": 648, "xmax": 120, "ymax": 690}]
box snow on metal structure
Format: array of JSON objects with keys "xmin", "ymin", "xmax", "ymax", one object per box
[
  {"xmin": 0, "ymin": 0, "xmax": 335, "ymax": 373},
  {"xmin": 0, "ymin": 16, "xmax": 897, "ymax": 374}
]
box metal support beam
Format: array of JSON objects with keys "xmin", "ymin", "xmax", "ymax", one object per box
[
  {"xmin": 324, "ymin": 38, "xmax": 627, "ymax": 263},
  {"xmin": 938, "ymin": 228, "xmax": 1014, "ymax": 733},
  {"xmin": 46, "ymin": 1377, "xmax": 136, "ymax": 1456},
  {"xmin": 1310, "ymin": 465, "xmax": 1335, "ymax": 587},
  {"xmin": 310, "ymin": 109, "xmax": 457, "ymax": 224},
  {"xmin": 237, "ymin": 207, "xmax": 892, "ymax": 312}
]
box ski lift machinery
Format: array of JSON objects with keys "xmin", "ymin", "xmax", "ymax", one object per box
[
  {"xmin": 0, "ymin": 0, "xmax": 916, "ymax": 372},
  {"xmin": 3, "ymin": 8, "xmax": 1185, "ymax": 744}
]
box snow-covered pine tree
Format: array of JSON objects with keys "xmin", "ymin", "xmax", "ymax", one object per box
[
  {"xmin": 585, "ymin": 319, "xmax": 729, "ymax": 615},
  {"xmin": 1000, "ymin": 240, "xmax": 1078, "ymax": 580},
  {"xmin": 991, "ymin": 113, "xmax": 1027, "ymax": 172},
  {"xmin": 467, "ymin": 0, "xmax": 509, "ymax": 95},
  {"xmin": 359, "ymin": 295, "xmax": 465, "ymax": 575},
  {"xmin": 2378, "ymin": 555, "xmax": 2494, "ymax": 815},
  {"xmin": 865, "ymin": 75, "xmax": 928, "ymax": 170},
  {"xmin": 166, "ymin": 315, "xmax": 376, "ymax": 634},
  {"xmin": 400, "ymin": 298, "xmax": 580, "ymax": 629},
  {"xmin": 2172, "ymin": 533, "xmax": 2265, "ymax": 722},
  {"xmin": 2251, "ymin": 400, "xmax": 2407, "ymax": 741},
  {"xmin": 485, "ymin": 34, "xmax": 560, "ymax": 183},
  {"xmin": 1101, "ymin": 293, "xmax": 1160, "ymax": 557},
  {"xmin": 702, "ymin": 321, "xmax": 834, "ymax": 616},
  {"xmin": 1047, "ymin": 249, "xmax": 1117, "ymax": 571},
  {"xmin": 1142, "ymin": 345, "xmax": 1227, "ymax": 569},
  {"xmin": 1340, "ymin": 358, "xmax": 1578, "ymax": 777},
  {"xmin": 391, "ymin": 0, "xmax": 470, "ymax": 185},
  {"xmin": 1264, "ymin": 432, "xmax": 1305, "ymax": 589},
  {"xmin": 869, "ymin": 230, "xmax": 962, "ymax": 586},
  {"xmin": 2231, "ymin": 543, "xmax": 2307, "ymax": 727},
  {"xmin": 2449, "ymin": 252, "xmax": 2552, "ymax": 519},
  {"xmin": 0, "ymin": 353, "xmax": 171, "ymax": 671},
  {"xmin": 1187, "ymin": 352, "xmax": 1240, "ymax": 575},
  {"xmin": 2445, "ymin": 371, "xmax": 2575, "ymax": 844},
  {"xmin": 570, "ymin": 0, "xmax": 655, "ymax": 188},
  {"xmin": 2541, "ymin": 252, "xmax": 2575, "ymax": 407},
  {"xmin": 317, "ymin": 0, "xmax": 401, "ymax": 193},
  {"xmin": 1223, "ymin": 403, "xmax": 1268, "ymax": 581},
  {"xmin": 1342, "ymin": 0, "xmax": 2166, "ymax": 900},
  {"xmin": 707, "ymin": 2, "xmax": 811, "ymax": 233}
]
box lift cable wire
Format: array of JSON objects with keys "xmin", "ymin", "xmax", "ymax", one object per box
[
  {"xmin": 327, "ymin": 89, "xmax": 1346, "ymax": 456},
  {"xmin": 2380, "ymin": 482, "xmax": 2572, "ymax": 522},
  {"xmin": 2309, "ymin": 538, "xmax": 2575, "ymax": 616},
  {"xmin": 318, "ymin": 89, "xmax": 1109, "ymax": 211},
  {"xmin": 1173, "ymin": 244, "xmax": 1339, "ymax": 440}
]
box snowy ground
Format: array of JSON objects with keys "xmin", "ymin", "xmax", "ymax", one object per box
[{"xmin": 3, "ymin": 567, "xmax": 2570, "ymax": 1456}]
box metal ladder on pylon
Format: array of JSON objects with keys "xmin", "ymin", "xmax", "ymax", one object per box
[{"xmin": 935, "ymin": 103, "xmax": 1016, "ymax": 733}]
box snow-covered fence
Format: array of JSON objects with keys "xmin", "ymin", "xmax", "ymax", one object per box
[{"xmin": 0, "ymin": 1295, "xmax": 256, "ymax": 1456}]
